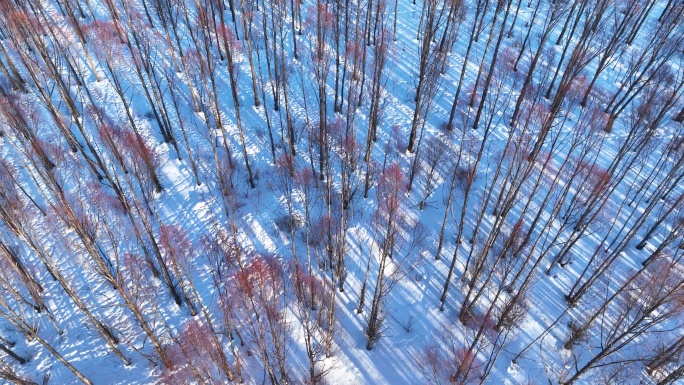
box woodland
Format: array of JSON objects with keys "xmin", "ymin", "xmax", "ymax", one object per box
[{"xmin": 0, "ymin": 0, "xmax": 683, "ymax": 384}]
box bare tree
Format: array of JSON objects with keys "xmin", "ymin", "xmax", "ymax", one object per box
[{"xmin": 361, "ymin": 164, "xmax": 425, "ymax": 349}]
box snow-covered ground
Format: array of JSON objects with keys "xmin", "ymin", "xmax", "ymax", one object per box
[{"xmin": 0, "ymin": 0, "xmax": 683, "ymax": 384}]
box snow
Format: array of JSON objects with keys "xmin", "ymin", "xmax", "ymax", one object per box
[{"xmin": 0, "ymin": 0, "xmax": 683, "ymax": 384}]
